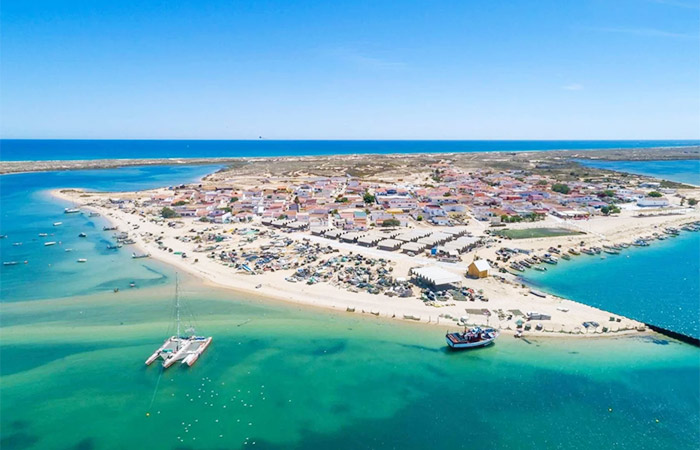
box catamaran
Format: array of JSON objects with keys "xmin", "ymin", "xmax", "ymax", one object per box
[{"xmin": 145, "ymin": 276, "xmax": 212, "ymax": 368}]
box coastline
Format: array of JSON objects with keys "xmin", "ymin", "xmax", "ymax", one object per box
[
  {"xmin": 3, "ymin": 145, "xmax": 699, "ymax": 175},
  {"xmin": 50, "ymin": 188, "xmax": 662, "ymax": 339}
]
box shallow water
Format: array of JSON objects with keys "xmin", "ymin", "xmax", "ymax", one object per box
[{"xmin": 1, "ymin": 277, "xmax": 699, "ymax": 450}]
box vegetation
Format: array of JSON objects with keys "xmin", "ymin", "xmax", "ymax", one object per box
[
  {"xmin": 230, "ymin": 196, "xmax": 239, "ymax": 203},
  {"xmin": 647, "ymin": 191, "xmax": 663, "ymax": 198},
  {"xmin": 551, "ymin": 183, "xmax": 571, "ymax": 194},
  {"xmin": 173, "ymin": 200, "xmax": 188, "ymax": 206},
  {"xmin": 161, "ymin": 207, "xmax": 179, "ymax": 218},
  {"xmin": 688, "ymin": 198, "xmax": 698, "ymax": 206},
  {"xmin": 363, "ymin": 192, "xmax": 376, "ymax": 204},
  {"xmin": 382, "ymin": 218, "xmax": 401, "ymax": 227},
  {"xmin": 598, "ymin": 190, "xmax": 615, "ymax": 198},
  {"xmin": 601, "ymin": 205, "xmax": 621, "ymax": 215}
]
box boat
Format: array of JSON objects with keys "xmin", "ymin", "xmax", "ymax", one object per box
[
  {"xmin": 519, "ymin": 260, "xmax": 531, "ymax": 268},
  {"xmin": 12, "ymin": 242, "xmax": 22, "ymax": 246},
  {"xmin": 77, "ymin": 258, "xmax": 87, "ymax": 263},
  {"xmin": 548, "ymin": 247, "xmax": 560, "ymax": 254},
  {"xmin": 64, "ymin": 248, "xmax": 73, "ymax": 252},
  {"xmin": 44, "ymin": 241, "xmax": 57, "ymax": 246},
  {"xmin": 560, "ymin": 253, "xmax": 571, "ymax": 260},
  {"xmin": 103, "ymin": 226, "xmax": 117, "ymax": 231},
  {"xmin": 509, "ymin": 262, "xmax": 525, "ymax": 272},
  {"xmin": 603, "ymin": 248, "xmax": 620, "ymax": 255},
  {"xmin": 534, "ymin": 266, "xmax": 547, "ymax": 272},
  {"xmin": 568, "ymin": 248, "xmax": 580, "ymax": 255},
  {"xmin": 446, "ymin": 326, "xmax": 499, "ymax": 349},
  {"xmin": 581, "ymin": 248, "xmax": 594, "ymax": 255},
  {"xmin": 53, "ymin": 222, "xmax": 63, "ymax": 226},
  {"xmin": 78, "ymin": 232, "xmax": 87, "ymax": 238},
  {"xmin": 542, "ymin": 256, "xmax": 558, "ymax": 264},
  {"xmin": 38, "ymin": 233, "xmax": 48, "ymax": 237},
  {"xmin": 106, "ymin": 243, "xmax": 121, "ymax": 250},
  {"xmin": 3, "ymin": 261, "xmax": 19, "ymax": 266},
  {"xmin": 145, "ymin": 276, "xmax": 212, "ymax": 368},
  {"xmin": 64, "ymin": 208, "xmax": 80, "ymax": 214},
  {"xmin": 89, "ymin": 212, "xmax": 101, "ymax": 217},
  {"xmin": 0, "ymin": 234, "xmax": 6, "ymax": 239},
  {"xmin": 132, "ymin": 252, "xmax": 149, "ymax": 259}
]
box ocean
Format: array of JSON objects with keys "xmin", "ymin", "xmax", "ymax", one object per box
[
  {"xmin": 1, "ymin": 139, "xmax": 699, "ymax": 161},
  {"xmin": 524, "ymin": 232, "xmax": 700, "ymax": 339},
  {"xmin": 575, "ymin": 159, "xmax": 700, "ymax": 186},
  {"xmin": 0, "ymin": 165, "xmax": 699, "ymax": 449}
]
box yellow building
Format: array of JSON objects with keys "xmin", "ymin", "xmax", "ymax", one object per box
[{"xmin": 467, "ymin": 259, "xmax": 491, "ymax": 278}]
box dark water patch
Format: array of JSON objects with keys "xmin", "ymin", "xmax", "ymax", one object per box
[
  {"xmin": 310, "ymin": 340, "xmax": 347, "ymax": 356},
  {"xmin": 69, "ymin": 438, "xmax": 95, "ymax": 450},
  {"xmin": 0, "ymin": 432, "xmax": 39, "ymax": 450},
  {"xmin": 396, "ymin": 342, "xmax": 441, "ymax": 353},
  {"xmin": 0, "ymin": 343, "xmax": 108, "ymax": 376}
]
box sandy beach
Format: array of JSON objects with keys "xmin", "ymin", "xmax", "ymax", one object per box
[{"xmin": 51, "ymin": 186, "xmax": 699, "ymax": 338}]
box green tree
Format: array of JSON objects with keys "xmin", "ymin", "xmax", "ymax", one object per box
[
  {"xmin": 363, "ymin": 192, "xmax": 376, "ymax": 204},
  {"xmin": 173, "ymin": 200, "xmax": 188, "ymax": 206},
  {"xmin": 230, "ymin": 196, "xmax": 239, "ymax": 203},
  {"xmin": 382, "ymin": 218, "xmax": 400, "ymax": 227},
  {"xmin": 161, "ymin": 207, "xmax": 179, "ymax": 218},
  {"xmin": 647, "ymin": 191, "xmax": 662, "ymax": 198},
  {"xmin": 551, "ymin": 184, "xmax": 571, "ymax": 194},
  {"xmin": 688, "ymin": 198, "xmax": 698, "ymax": 206}
]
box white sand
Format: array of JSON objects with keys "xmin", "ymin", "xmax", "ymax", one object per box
[{"xmin": 51, "ymin": 188, "xmax": 700, "ymax": 339}]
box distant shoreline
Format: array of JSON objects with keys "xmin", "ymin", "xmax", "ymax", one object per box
[{"xmin": 2, "ymin": 145, "xmax": 699, "ymax": 175}]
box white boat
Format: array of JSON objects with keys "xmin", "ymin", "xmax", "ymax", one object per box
[
  {"xmin": 77, "ymin": 258, "xmax": 87, "ymax": 263},
  {"xmin": 446, "ymin": 327, "xmax": 499, "ymax": 349},
  {"xmin": 145, "ymin": 276, "xmax": 212, "ymax": 368},
  {"xmin": 131, "ymin": 252, "xmax": 150, "ymax": 259},
  {"xmin": 53, "ymin": 222, "xmax": 63, "ymax": 226},
  {"xmin": 64, "ymin": 208, "xmax": 80, "ymax": 214},
  {"xmin": 44, "ymin": 241, "xmax": 57, "ymax": 246}
]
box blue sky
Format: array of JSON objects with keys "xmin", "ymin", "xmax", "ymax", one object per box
[{"xmin": 1, "ymin": 0, "xmax": 698, "ymax": 139}]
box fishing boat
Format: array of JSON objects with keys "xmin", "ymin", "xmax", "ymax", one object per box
[
  {"xmin": 548, "ymin": 247, "xmax": 560, "ymax": 254},
  {"xmin": 44, "ymin": 241, "xmax": 57, "ymax": 246},
  {"xmin": 510, "ymin": 262, "xmax": 525, "ymax": 272},
  {"xmin": 132, "ymin": 252, "xmax": 150, "ymax": 259},
  {"xmin": 581, "ymin": 248, "xmax": 594, "ymax": 255},
  {"xmin": 103, "ymin": 226, "xmax": 117, "ymax": 231},
  {"xmin": 106, "ymin": 243, "xmax": 121, "ymax": 250},
  {"xmin": 534, "ymin": 266, "xmax": 547, "ymax": 271},
  {"xmin": 603, "ymin": 248, "xmax": 619, "ymax": 255},
  {"xmin": 446, "ymin": 326, "xmax": 499, "ymax": 349},
  {"xmin": 519, "ymin": 260, "xmax": 532, "ymax": 268},
  {"xmin": 145, "ymin": 276, "xmax": 212, "ymax": 368},
  {"xmin": 3, "ymin": 261, "xmax": 19, "ymax": 266},
  {"xmin": 568, "ymin": 248, "xmax": 580, "ymax": 255},
  {"xmin": 78, "ymin": 232, "xmax": 87, "ymax": 238},
  {"xmin": 89, "ymin": 212, "xmax": 101, "ymax": 217},
  {"xmin": 542, "ymin": 255, "xmax": 558, "ymax": 264},
  {"xmin": 53, "ymin": 222, "xmax": 63, "ymax": 226},
  {"xmin": 77, "ymin": 258, "xmax": 87, "ymax": 263},
  {"xmin": 560, "ymin": 253, "xmax": 571, "ymax": 260},
  {"xmin": 64, "ymin": 208, "xmax": 80, "ymax": 214}
]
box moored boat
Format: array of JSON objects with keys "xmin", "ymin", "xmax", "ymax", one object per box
[
  {"xmin": 446, "ymin": 326, "xmax": 499, "ymax": 349},
  {"xmin": 44, "ymin": 241, "xmax": 57, "ymax": 246},
  {"xmin": 64, "ymin": 208, "xmax": 80, "ymax": 214},
  {"xmin": 145, "ymin": 276, "xmax": 212, "ymax": 368}
]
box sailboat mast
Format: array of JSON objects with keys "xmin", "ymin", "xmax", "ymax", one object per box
[{"xmin": 176, "ymin": 274, "xmax": 181, "ymax": 340}]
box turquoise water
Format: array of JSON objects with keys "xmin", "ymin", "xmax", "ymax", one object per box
[
  {"xmin": 524, "ymin": 232, "xmax": 700, "ymax": 339},
  {"xmin": 1, "ymin": 278, "xmax": 699, "ymax": 450},
  {"xmin": 1, "ymin": 166, "xmax": 699, "ymax": 449},
  {"xmin": 0, "ymin": 165, "xmax": 222, "ymax": 301},
  {"xmin": 575, "ymin": 159, "xmax": 700, "ymax": 186},
  {"xmin": 1, "ymin": 139, "xmax": 698, "ymax": 161}
]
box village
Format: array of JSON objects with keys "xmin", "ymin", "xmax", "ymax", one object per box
[{"xmin": 57, "ymin": 157, "xmax": 700, "ymax": 337}]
